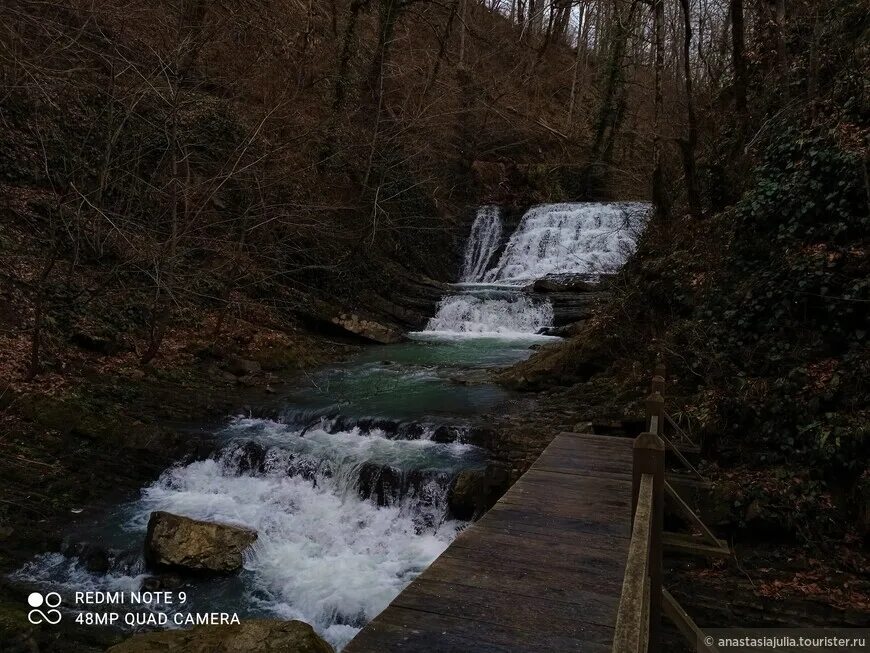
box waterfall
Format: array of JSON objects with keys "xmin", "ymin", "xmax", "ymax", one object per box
[
  {"xmin": 483, "ymin": 202, "xmax": 648, "ymax": 283},
  {"xmin": 14, "ymin": 417, "xmax": 485, "ymax": 651},
  {"xmin": 423, "ymin": 202, "xmax": 649, "ymax": 336},
  {"xmin": 460, "ymin": 206, "xmax": 502, "ymax": 282},
  {"xmin": 425, "ymin": 293, "xmax": 553, "ymax": 335}
]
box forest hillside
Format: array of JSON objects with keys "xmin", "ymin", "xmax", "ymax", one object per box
[{"xmin": 1, "ymin": 0, "xmax": 868, "ymax": 649}]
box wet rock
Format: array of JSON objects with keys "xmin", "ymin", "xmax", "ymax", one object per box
[
  {"xmin": 532, "ymin": 277, "xmax": 596, "ymax": 293},
  {"xmin": 141, "ymin": 573, "xmax": 183, "ymax": 591},
  {"xmin": 465, "ymin": 426, "xmax": 497, "ymax": 448},
  {"xmin": 397, "ymin": 421, "xmax": 425, "ymax": 440},
  {"xmin": 537, "ymin": 322, "xmax": 585, "ymax": 338},
  {"xmin": 107, "ymin": 619, "xmax": 333, "ymax": 653},
  {"xmin": 83, "ymin": 547, "xmax": 110, "ymax": 574},
  {"xmin": 144, "ymin": 511, "xmax": 257, "ymax": 574},
  {"xmin": 406, "ymin": 469, "xmax": 451, "ymax": 500},
  {"xmin": 66, "ymin": 542, "xmax": 112, "ymax": 574},
  {"xmin": 448, "ymin": 469, "xmax": 485, "ymax": 520},
  {"xmin": 431, "ymin": 425, "xmax": 463, "ymax": 443},
  {"xmin": 226, "ymin": 441, "xmax": 267, "ymax": 474},
  {"xmin": 448, "ymin": 464, "xmax": 511, "ymax": 520},
  {"xmin": 61, "ymin": 542, "xmax": 112, "ymax": 574},
  {"xmin": 330, "ymin": 313, "xmax": 405, "ymax": 344},
  {"xmin": 286, "ymin": 456, "xmax": 329, "ymax": 481},
  {"xmin": 357, "ymin": 463, "xmax": 403, "ymax": 506}
]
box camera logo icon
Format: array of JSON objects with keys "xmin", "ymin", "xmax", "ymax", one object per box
[{"xmin": 27, "ymin": 592, "xmax": 62, "ymax": 625}]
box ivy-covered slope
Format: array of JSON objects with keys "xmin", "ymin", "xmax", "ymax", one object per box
[{"xmin": 502, "ymin": 126, "xmax": 869, "ymax": 541}]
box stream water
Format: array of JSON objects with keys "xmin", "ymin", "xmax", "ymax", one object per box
[{"xmin": 12, "ymin": 202, "xmax": 648, "ymax": 650}]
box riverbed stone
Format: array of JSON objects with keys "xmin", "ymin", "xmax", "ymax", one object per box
[
  {"xmin": 330, "ymin": 313, "xmax": 405, "ymax": 344},
  {"xmin": 144, "ymin": 511, "xmax": 257, "ymax": 574},
  {"xmin": 107, "ymin": 619, "xmax": 333, "ymax": 653}
]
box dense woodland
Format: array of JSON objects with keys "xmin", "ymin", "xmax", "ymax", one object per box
[{"xmin": 1, "ymin": 0, "xmax": 868, "ymax": 645}]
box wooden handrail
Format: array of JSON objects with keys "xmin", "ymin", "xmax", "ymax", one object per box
[
  {"xmin": 614, "ymin": 428, "xmax": 665, "ymax": 653},
  {"xmin": 613, "ymin": 473, "xmax": 654, "ymax": 653},
  {"xmin": 619, "ymin": 364, "xmax": 722, "ymax": 652}
]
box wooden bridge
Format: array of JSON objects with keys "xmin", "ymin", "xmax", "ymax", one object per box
[{"xmin": 346, "ymin": 367, "xmax": 721, "ymax": 653}]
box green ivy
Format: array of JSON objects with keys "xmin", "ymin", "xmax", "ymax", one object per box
[{"xmin": 692, "ymin": 128, "xmax": 869, "ymax": 470}]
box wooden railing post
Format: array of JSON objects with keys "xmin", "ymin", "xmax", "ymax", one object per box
[
  {"xmin": 633, "ymin": 431, "xmax": 665, "ymax": 652},
  {"xmin": 645, "ymin": 391, "xmax": 664, "ymax": 437}
]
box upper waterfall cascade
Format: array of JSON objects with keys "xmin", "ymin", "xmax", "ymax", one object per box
[
  {"xmin": 483, "ymin": 202, "xmax": 649, "ymax": 283},
  {"xmin": 460, "ymin": 205, "xmax": 503, "ymax": 282},
  {"xmin": 423, "ymin": 202, "xmax": 649, "ymax": 336}
]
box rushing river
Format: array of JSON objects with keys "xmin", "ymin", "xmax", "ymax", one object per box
[{"xmin": 12, "ymin": 202, "xmax": 647, "ymax": 650}]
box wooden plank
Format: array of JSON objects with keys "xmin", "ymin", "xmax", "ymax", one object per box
[
  {"xmin": 447, "ymin": 527, "xmax": 630, "ymax": 568},
  {"xmin": 439, "ymin": 539, "xmax": 626, "ymax": 589},
  {"xmin": 345, "ymin": 431, "xmax": 635, "ymax": 653},
  {"xmin": 348, "ymin": 606, "xmax": 613, "ymax": 653},
  {"xmin": 415, "ymin": 553, "xmax": 625, "ymax": 611},
  {"xmin": 481, "ymin": 504, "xmax": 631, "ymax": 539},
  {"xmin": 557, "ymin": 431, "xmax": 635, "ymax": 446},
  {"xmin": 391, "ymin": 578, "xmax": 617, "ymax": 635}
]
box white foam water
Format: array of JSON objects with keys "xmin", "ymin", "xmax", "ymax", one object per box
[
  {"xmin": 424, "ymin": 202, "xmax": 648, "ymax": 336},
  {"xmin": 423, "ymin": 294, "xmax": 554, "ymax": 336},
  {"xmin": 15, "ymin": 419, "xmax": 483, "ymax": 650},
  {"xmin": 484, "ymin": 202, "xmax": 648, "ymax": 283},
  {"xmin": 460, "ymin": 206, "xmax": 502, "ymax": 282}
]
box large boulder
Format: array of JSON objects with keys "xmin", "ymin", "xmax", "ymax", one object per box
[
  {"xmin": 330, "ymin": 313, "xmax": 405, "ymax": 344},
  {"xmin": 144, "ymin": 511, "xmax": 257, "ymax": 574},
  {"xmin": 107, "ymin": 619, "xmax": 333, "ymax": 653}
]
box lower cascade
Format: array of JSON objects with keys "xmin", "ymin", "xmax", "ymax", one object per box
[
  {"xmin": 423, "ymin": 292, "xmax": 554, "ymax": 335},
  {"xmin": 15, "ymin": 418, "xmax": 485, "ymax": 650}
]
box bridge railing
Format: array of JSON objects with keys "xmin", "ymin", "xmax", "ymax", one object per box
[
  {"xmin": 613, "ymin": 390, "xmax": 665, "ymax": 653},
  {"xmin": 614, "ymin": 363, "xmax": 723, "ymax": 653}
]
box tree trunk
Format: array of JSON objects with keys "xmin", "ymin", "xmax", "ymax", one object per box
[
  {"xmin": 651, "ymin": 0, "xmax": 667, "ymax": 222},
  {"xmin": 367, "ymin": 0, "xmax": 402, "ymax": 104},
  {"xmin": 330, "ymin": 0, "xmax": 370, "ymax": 118},
  {"xmin": 567, "ymin": 3, "xmax": 586, "ymax": 125},
  {"xmin": 25, "ymin": 253, "xmax": 57, "ymax": 381},
  {"xmin": 730, "ymin": 0, "xmax": 748, "ymax": 132},
  {"xmin": 678, "ymin": 0, "xmax": 700, "ymax": 217},
  {"xmin": 590, "ymin": 0, "xmax": 638, "ymax": 162},
  {"xmin": 458, "ymin": 0, "xmax": 467, "ymax": 67},
  {"xmin": 323, "ymin": 0, "xmax": 370, "ymax": 158},
  {"xmin": 421, "ymin": 0, "xmax": 460, "ymax": 100}
]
